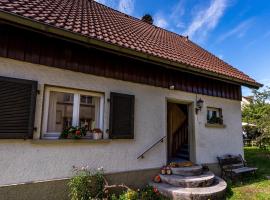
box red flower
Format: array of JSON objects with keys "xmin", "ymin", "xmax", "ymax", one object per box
[
  {"xmin": 75, "ymin": 130, "xmax": 81, "ymax": 135},
  {"xmin": 153, "ymin": 187, "xmax": 159, "ymax": 194}
]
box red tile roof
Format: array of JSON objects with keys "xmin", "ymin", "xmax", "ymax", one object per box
[{"xmin": 0, "ymin": 0, "xmax": 261, "ymax": 87}]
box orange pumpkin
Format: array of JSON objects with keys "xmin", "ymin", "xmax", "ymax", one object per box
[{"xmin": 154, "ymin": 175, "xmax": 161, "ymax": 183}]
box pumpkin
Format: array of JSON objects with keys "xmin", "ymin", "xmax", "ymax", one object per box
[{"xmin": 154, "ymin": 175, "xmax": 161, "ymax": 183}]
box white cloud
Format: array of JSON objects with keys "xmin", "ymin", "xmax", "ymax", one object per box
[
  {"xmin": 118, "ymin": 0, "xmax": 135, "ymax": 15},
  {"xmin": 154, "ymin": 13, "xmax": 168, "ymax": 28},
  {"xmin": 95, "ymin": 0, "xmax": 106, "ymax": 4},
  {"xmin": 217, "ymin": 19, "xmax": 253, "ymax": 42},
  {"xmin": 94, "ymin": 0, "xmax": 118, "ymax": 8},
  {"xmin": 218, "ymin": 54, "xmax": 224, "ymax": 59},
  {"xmin": 184, "ymin": 0, "xmax": 228, "ymax": 39},
  {"xmin": 259, "ymin": 79, "xmax": 270, "ymax": 87},
  {"xmin": 171, "ymin": 0, "xmax": 185, "ymax": 28}
]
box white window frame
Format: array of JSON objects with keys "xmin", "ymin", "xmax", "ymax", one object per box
[{"xmin": 42, "ymin": 86, "xmax": 104, "ymax": 139}]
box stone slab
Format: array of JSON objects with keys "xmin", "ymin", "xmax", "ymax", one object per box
[
  {"xmin": 160, "ymin": 171, "xmax": 215, "ymax": 188},
  {"xmin": 171, "ymin": 165, "xmax": 203, "ymax": 176},
  {"xmin": 151, "ymin": 176, "xmax": 227, "ymax": 200}
]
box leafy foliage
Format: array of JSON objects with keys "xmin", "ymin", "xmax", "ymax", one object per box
[
  {"xmin": 141, "ymin": 14, "xmax": 154, "ymax": 24},
  {"xmin": 140, "ymin": 185, "xmax": 169, "ymax": 200},
  {"xmin": 242, "ymin": 87, "xmax": 270, "ymax": 142},
  {"xmin": 68, "ymin": 167, "xmax": 104, "ymax": 200},
  {"xmin": 60, "ymin": 126, "xmax": 87, "ymax": 139},
  {"xmin": 109, "ymin": 185, "xmax": 169, "ymax": 200}
]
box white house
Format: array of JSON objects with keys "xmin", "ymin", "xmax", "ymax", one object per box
[{"xmin": 0, "ymin": 0, "xmax": 261, "ymax": 199}]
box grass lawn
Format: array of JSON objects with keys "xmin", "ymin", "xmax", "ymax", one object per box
[{"xmin": 227, "ymin": 147, "xmax": 270, "ymax": 200}]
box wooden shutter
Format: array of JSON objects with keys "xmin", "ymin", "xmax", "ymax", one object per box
[
  {"xmin": 109, "ymin": 92, "xmax": 135, "ymax": 139},
  {"xmin": 0, "ymin": 76, "xmax": 37, "ymax": 139}
]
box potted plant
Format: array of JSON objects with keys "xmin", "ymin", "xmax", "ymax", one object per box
[
  {"xmin": 60, "ymin": 126, "xmax": 87, "ymax": 139},
  {"xmin": 92, "ymin": 128, "xmax": 103, "ymax": 140}
]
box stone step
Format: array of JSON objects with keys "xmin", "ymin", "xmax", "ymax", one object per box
[
  {"xmin": 179, "ymin": 148, "xmax": 189, "ymax": 153},
  {"xmin": 160, "ymin": 171, "xmax": 215, "ymax": 188},
  {"xmin": 176, "ymin": 153, "xmax": 189, "ymax": 159},
  {"xmin": 151, "ymin": 176, "xmax": 227, "ymax": 200},
  {"xmin": 171, "ymin": 165, "xmax": 203, "ymax": 176}
]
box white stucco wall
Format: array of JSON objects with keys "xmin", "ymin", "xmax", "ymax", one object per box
[{"xmin": 0, "ymin": 57, "xmax": 244, "ymax": 185}]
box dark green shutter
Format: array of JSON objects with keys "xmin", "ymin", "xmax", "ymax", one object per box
[
  {"xmin": 0, "ymin": 76, "xmax": 37, "ymax": 139},
  {"xmin": 109, "ymin": 92, "xmax": 134, "ymax": 139}
]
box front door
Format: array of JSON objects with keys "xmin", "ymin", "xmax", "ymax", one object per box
[{"xmin": 167, "ymin": 102, "xmax": 189, "ymax": 163}]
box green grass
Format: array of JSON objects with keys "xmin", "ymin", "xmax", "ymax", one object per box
[{"xmin": 227, "ymin": 147, "xmax": 270, "ymax": 200}]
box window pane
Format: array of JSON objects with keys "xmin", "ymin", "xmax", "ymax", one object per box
[
  {"xmin": 47, "ymin": 91, "xmax": 74, "ymax": 133},
  {"xmin": 79, "ymin": 95, "xmax": 100, "ymax": 133}
]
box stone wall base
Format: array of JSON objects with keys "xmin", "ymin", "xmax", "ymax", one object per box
[{"xmin": 0, "ymin": 168, "xmax": 160, "ymax": 200}]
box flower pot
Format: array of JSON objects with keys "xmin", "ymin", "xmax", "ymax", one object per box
[{"xmin": 93, "ymin": 132, "xmax": 102, "ymax": 140}]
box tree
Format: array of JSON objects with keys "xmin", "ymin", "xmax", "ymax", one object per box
[
  {"xmin": 141, "ymin": 14, "xmax": 153, "ymax": 25},
  {"xmin": 242, "ymin": 87, "xmax": 270, "ymax": 140}
]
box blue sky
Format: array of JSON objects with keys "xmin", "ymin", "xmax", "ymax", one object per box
[{"xmin": 95, "ymin": 0, "xmax": 270, "ymax": 96}]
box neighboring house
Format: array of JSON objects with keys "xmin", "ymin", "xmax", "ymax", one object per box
[
  {"xmin": 241, "ymin": 96, "xmax": 254, "ymax": 109},
  {"xmin": 0, "ymin": 0, "xmax": 262, "ymax": 199}
]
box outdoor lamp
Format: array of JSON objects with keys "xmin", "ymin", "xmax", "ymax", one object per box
[{"xmin": 196, "ymin": 98, "xmax": 204, "ymax": 114}]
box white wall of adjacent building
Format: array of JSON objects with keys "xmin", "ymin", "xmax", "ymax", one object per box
[{"xmin": 0, "ymin": 57, "xmax": 243, "ymax": 185}]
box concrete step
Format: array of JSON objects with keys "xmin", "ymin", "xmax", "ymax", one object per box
[
  {"xmin": 151, "ymin": 176, "xmax": 227, "ymax": 200},
  {"xmin": 171, "ymin": 165, "xmax": 203, "ymax": 176},
  {"xmin": 160, "ymin": 171, "xmax": 215, "ymax": 188}
]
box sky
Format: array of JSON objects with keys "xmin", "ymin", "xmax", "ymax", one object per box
[{"xmin": 95, "ymin": 0, "xmax": 270, "ymax": 96}]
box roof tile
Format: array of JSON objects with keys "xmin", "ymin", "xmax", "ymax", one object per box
[{"xmin": 0, "ymin": 0, "xmax": 259, "ymax": 85}]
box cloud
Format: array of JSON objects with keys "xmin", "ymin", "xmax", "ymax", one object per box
[
  {"xmin": 259, "ymin": 79, "xmax": 270, "ymax": 87},
  {"xmin": 94, "ymin": 0, "xmax": 118, "ymax": 8},
  {"xmin": 95, "ymin": 0, "xmax": 106, "ymax": 4},
  {"xmin": 118, "ymin": 0, "xmax": 135, "ymax": 15},
  {"xmin": 170, "ymin": 0, "xmax": 185, "ymax": 29},
  {"xmin": 154, "ymin": 13, "xmax": 168, "ymax": 28},
  {"xmin": 184, "ymin": 0, "xmax": 228, "ymax": 39},
  {"xmin": 217, "ymin": 19, "xmax": 253, "ymax": 42}
]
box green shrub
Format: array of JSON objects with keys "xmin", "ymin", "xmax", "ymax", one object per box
[
  {"xmin": 140, "ymin": 185, "xmax": 168, "ymax": 200},
  {"xmin": 118, "ymin": 189, "xmax": 138, "ymax": 200},
  {"xmin": 109, "ymin": 185, "xmax": 168, "ymax": 200},
  {"xmin": 68, "ymin": 166, "xmax": 104, "ymax": 200}
]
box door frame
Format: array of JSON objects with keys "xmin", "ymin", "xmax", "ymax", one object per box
[{"xmin": 166, "ymin": 98, "xmax": 196, "ymax": 164}]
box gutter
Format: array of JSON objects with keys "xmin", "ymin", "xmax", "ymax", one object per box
[{"xmin": 0, "ymin": 11, "xmax": 263, "ymax": 89}]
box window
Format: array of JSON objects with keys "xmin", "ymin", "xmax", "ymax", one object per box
[
  {"xmin": 207, "ymin": 107, "xmax": 223, "ymax": 125},
  {"xmin": 42, "ymin": 86, "xmax": 104, "ymax": 139}
]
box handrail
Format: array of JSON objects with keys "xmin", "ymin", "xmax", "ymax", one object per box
[{"xmin": 137, "ymin": 135, "xmax": 167, "ymax": 159}]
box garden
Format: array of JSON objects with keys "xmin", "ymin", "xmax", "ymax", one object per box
[{"xmin": 226, "ymin": 147, "xmax": 270, "ymax": 200}]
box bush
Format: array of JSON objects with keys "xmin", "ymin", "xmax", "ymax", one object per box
[
  {"xmin": 68, "ymin": 166, "xmax": 104, "ymax": 200},
  {"xmin": 140, "ymin": 185, "xmax": 168, "ymax": 200},
  {"xmin": 68, "ymin": 167, "xmax": 168, "ymax": 200},
  {"xmin": 118, "ymin": 189, "xmax": 138, "ymax": 200},
  {"xmin": 111, "ymin": 185, "xmax": 168, "ymax": 200}
]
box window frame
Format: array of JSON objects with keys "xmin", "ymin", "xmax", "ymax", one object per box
[
  {"xmin": 206, "ymin": 107, "xmax": 223, "ymax": 125},
  {"xmin": 42, "ymin": 86, "xmax": 104, "ymax": 139}
]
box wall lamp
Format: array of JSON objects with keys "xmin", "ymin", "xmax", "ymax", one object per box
[{"xmin": 195, "ymin": 98, "xmax": 204, "ymax": 114}]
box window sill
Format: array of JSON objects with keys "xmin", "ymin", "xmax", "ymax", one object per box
[
  {"xmin": 31, "ymin": 138, "xmax": 112, "ymax": 144},
  {"xmin": 205, "ymin": 123, "xmax": 226, "ymax": 128}
]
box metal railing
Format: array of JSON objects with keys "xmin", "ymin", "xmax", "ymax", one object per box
[{"xmin": 137, "ymin": 135, "xmax": 167, "ymax": 159}]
